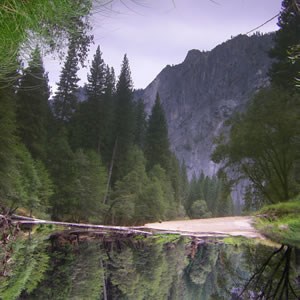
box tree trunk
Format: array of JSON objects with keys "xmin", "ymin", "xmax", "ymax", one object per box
[{"xmin": 103, "ymin": 137, "xmax": 118, "ymax": 204}]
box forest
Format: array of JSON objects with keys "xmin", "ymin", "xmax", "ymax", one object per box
[{"xmin": 0, "ymin": 0, "xmax": 299, "ymax": 227}]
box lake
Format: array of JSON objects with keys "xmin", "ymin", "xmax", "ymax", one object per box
[{"xmin": 1, "ymin": 228, "xmax": 299, "ymax": 299}]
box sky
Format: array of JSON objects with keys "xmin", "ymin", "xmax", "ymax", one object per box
[{"xmin": 44, "ymin": 0, "xmax": 283, "ymax": 93}]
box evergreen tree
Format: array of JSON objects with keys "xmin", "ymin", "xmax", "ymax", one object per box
[
  {"xmin": 178, "ymin": 160, "xmax": 189, "ymax": 214},
  {"xmin": 87, "ymin": 45, "xmax": 106, "ymax": 98},
  {"xmin": 169, "ymin": 153, "xmax": 181, "ymax": 208},
  {"xmin": 0, "ymin": 81, "xmax": 18, "ymax": 211},
  {"xmin": 145, "ymin": 93, "xmax": 171, "ymax": 172},
  {"xmin": 72, "ymin": 46, "xmax": 107, "ymax": 152},
  {"xmin": 148, "ymin": 164, "xmax": 175, "ymax": 220},
  {"xmin": 133, "ymin": 98, "xmax": 147, "ymax": 149},
  {"xmin": 12, "ymin": 145, "xmax": 52, "ymax": 216},
  {"xmin": 16, "ymin": 47, "xmax": 50, "ymax": 160},
  {"xmin": 101, "ymin": 66, "xmax": 116, "ymax": 165},
  {"xmin": 112, "ymin": 54, "xmax": 135, "ymax": 181},
  {"xmin": 186, "ymin": 173, "xmax": 199, "ymax": 214},
  {"xmin": 110, "ymin": 147, "xmax": 149, "ymax": 225},
  {"xmin": 269, "ymin": 0, "xmax": 300, "ymax": 88},
  {"xmin": 47, "ymin": 128, "xmax": 75, "ymax": 220},
  {"xmin": 70, "ymin": 149, "xmax": 107, "ymax": 222},
  {"xmin": 52, "ymin": 39, "xmax": 80, "ymax": 122}
]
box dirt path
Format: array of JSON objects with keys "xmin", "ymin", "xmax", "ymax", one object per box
[{"xmin": 144, "ymin": 216, "xmax": 263, "ymax": 239}]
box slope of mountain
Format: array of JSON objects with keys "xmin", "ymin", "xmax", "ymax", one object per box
[{"xmin": 137, "ymin": 33, "xmax": 274, "ymax": 177}]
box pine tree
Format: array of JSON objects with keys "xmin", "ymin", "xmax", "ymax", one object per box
[
  {"xmin": 0, "ymin": 80, "xmax": 18, "ymax": 211},
  {"xmin": 101, "ymin": 66, "xmax": 116, "ymax": 165},
  {"xmin": 73, "ymin": 46, "xmax": 107, "ymax": 152},
  {"xmin": 134, "ymin": 98, "xmax": 147, "ymax": 149},
  {"xmin": 179, "ymin": 160, "xmax": 189, "ymax": 208},
  {"xmin": 52, "ymin": 39, "xmax": 80, "ymax": 122},
  {"xmin": 47, "ymin": 127, "xmax": 75, "ymax": 220},
  {"xmin": 145, "ymin": 93, "xmax": 171, "ymax": 172},
  {"xmin": 110, "ymin": 147, "xmax": 149, "ymax": 225},
  {"xmin": 112, "ymin": 54, "xmax": 135, "ymax": 181},
  {"xmin": 16, "ymin": 47, "xmax": 50, "ymax": 160},
  {"xmin": 70, "ymin": 149, "xmax": 107, "ymax": 222},
  {"xmin": 87, "ymin": 45, "xmax": 106, "ymax": 98},
  {"xmin": 269, "ymin": 0, "xmax": 300, "ymax": 88}
]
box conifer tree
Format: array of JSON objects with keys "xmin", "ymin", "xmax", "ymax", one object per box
[
  {"xmin": 179, "ymin": 160, "xmax": 189, "ymax": 207},
  {"xmin": 52, "ymin": 39, "xmax": 80, "ymax": 122},
  {"xmin": 101, "ymin": 66, "xmax": 116, "ymax": 165},
  {"xmin": 112, "ymin": 54, "xmax": 135, "ymax": 181},
  {"xmin": 0, "ymin": 81, "xmax": 18, "ymax": 210},
  {"xmin": 87, "ymin": 45, "xmax": 106, "ymax": 98},
  {"xmin": 73, "ymin": 46, "xmax": 107, "ymax": 151},
  {"xmin": 16, "ymin": 47, "xmax": 50, "ymax": 160},
  {"xmin": 145, "ymin": 93, "xmax": 171, "ymax": 172},
  {"xmin": 269, "ymin": 0, "xmax": 300, "ymax": 88},
  {"xmin": 134, "ymin": 98, "xmax": 147, "ymax": 149}
]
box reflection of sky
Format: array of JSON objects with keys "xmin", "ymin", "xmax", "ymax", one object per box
[{"xmin": 44, "ymin": 0, "xmax": 282, "ymax": 93}]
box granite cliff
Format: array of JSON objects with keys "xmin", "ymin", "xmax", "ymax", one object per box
[{"xmin": 137, "ymin": 33, "xmax": 274, "ymax": 178}]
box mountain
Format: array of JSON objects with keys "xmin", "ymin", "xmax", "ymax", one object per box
[{"xmin": 137, "ymin": 33, "xmax": 274, "ymax": 178}]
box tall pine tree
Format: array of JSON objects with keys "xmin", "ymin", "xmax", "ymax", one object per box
[
  {"xmin": 52, "ymin": 38, "xmax": 80, "ymax": 122},
  {"xmin": 112, "ymin": 54, "xmax": 135, "ymax": 181},
  {"xmin": 0, "ymin": 80, "xmax": 18, "ymax": 211},
  {"xmin": 134, "ymin": 98, "xmax": 147, "ymax": 149},
  {"xmin": 145, "ymin": 93, "xmax": 171, "ymax": 172},
  {"xmin": 16, "ymin": 47, "xmax": 50, "ymax": 160},
  {"xmin": 73, "ymin": 46, "xmax": 107, "ymax": 151}
]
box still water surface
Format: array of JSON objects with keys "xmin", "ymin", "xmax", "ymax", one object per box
[{"xmin": 1, "ymin": 230, "xmax": 299, "ymax": 299}]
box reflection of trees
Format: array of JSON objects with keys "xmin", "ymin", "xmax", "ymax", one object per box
[
  {"xmin": 104, "ymin": 237, "xmax": 188, "ymax": 299},
  {"xmin": 240, "ymin": 245, "xmax": 300, "ymax": 299}
]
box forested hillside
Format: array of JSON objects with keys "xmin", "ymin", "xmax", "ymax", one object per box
[{"xmin": 0, "ymin": 39, "xmax": 235, "ymax": 224}]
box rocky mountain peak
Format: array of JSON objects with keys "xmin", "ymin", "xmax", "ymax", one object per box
[{"xmin": 136, "ymin": 33, "xmax": 274, "ymax": 178}]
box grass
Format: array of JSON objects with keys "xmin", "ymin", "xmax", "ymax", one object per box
[{"xmin": 254, "ymin": 195, "xmax": 300, "ymax": 248}]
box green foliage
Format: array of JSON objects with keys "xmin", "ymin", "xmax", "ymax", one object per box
[
  {"xmin": 71, "ymin": 47, "xmax": 116, "ymax": 165},
  {"xmin": 212, "ymin": 87, "xmax": 300, "ymax": 206},
  {"xmin": 113, "ymin": 54, "xmax": 135, "ymax": 181},
  {"xmin": 16, "ymin": 47, "xmax": 50, "ymax": 161},
  {"xmin": 133, "ymin": 98, "xmax": 147, "ymax": 149},
  {"xmin": 47, "ymin": 127, "xmax": 75, "ymax": 219},
  {"xmin": 255, "ymin": 196, "xmax": 300, "ymax": 247},
  {"xmin": 110, "ymin": 147, "xmax": 150, "ymax": 224},
  {"xmin": 0, "ymin": 233, "xmax": 50, "ymax": 300},
  {"xmin": 0, "ymin": 0, "xmax": 93, "ymax": 83},
  {"xmin": 269, "ymin": 0, "xmax": 300, "ymax": 89},
  {"xmin": 148, "ymin": 164, "xmax": 175, "ymax": 220},
  {"xmin": 48, "ymin": 132, "xmax": 107, "ymax": 222},
  {"xmin": 52, "ymin": 39, "xmax": 80, "ymax": 122},
  {"xmin": 0, "ymin": 82, "xmax": 18, "ymax": 208},
  {"xmin": 186, "ymin": 172, "xmax": 233, "ymax": 218},
  {"xmin": 70, "ymin": 149, "xmax": 107, "ymax": 222},
  {"xmin": 145, "ymin": 93, "xmax": 171, "ymax": 172},
  {"xmin": 190, "ymin": 200, "xmax": 212, "ymax": 219},
  {"xmin": 7, "ymin": 145, "xmax": 52, "ymax": 215},
  {"xmin": 0, "ymin": 12, "xmax": 184, "ymax": 226}
]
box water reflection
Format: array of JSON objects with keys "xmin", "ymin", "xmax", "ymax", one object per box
[{"xmin": 1, "ymin": 231, "xmax": 299, "ymax": 300}]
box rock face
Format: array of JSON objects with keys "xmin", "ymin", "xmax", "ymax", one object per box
[{"xmin": 137, "ymin": 34, "xmax": 274, "ymax": 178}]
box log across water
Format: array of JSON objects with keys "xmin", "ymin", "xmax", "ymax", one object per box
[{"xmin": 1, "ymin": 214, "xmax": 263, "ymax": 239}]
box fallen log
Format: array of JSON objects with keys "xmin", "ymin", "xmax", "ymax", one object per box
[{"xmin": 1, "ymin": 214, "xmax": 152, "ymax": 236}]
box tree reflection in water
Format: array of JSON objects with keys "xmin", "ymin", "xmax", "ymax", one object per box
[
  {"xmin": 1, "ymin": 231, "xmax": 300, "ymax": 300},
  {"xmin": 238, "ymin": 245, "xmax": 300, "ymax": 300}
]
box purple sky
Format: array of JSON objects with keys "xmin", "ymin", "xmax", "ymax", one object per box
[{"xmin": 45, "ymin": 0, "xmax": 282, "ymax": 92}]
